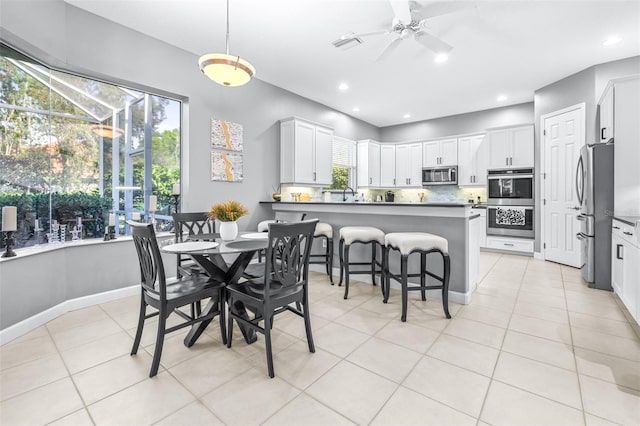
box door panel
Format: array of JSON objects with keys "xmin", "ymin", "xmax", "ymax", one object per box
[{"xmin": 544, "ymin": 107, "xmax": 583, "ymax": 267}]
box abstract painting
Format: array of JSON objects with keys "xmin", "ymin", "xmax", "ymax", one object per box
[
  {"xmin": 211, "ymin": 151, "xmax": 243, "ymax": 182},
  {"xmin": 211, "ymin": 118, "xmax": 243, "ymax": 152}
]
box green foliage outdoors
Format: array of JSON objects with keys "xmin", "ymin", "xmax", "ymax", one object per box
[{"xmin": 329, "ymin": 166, "xmax": 349, "ymax": 190}]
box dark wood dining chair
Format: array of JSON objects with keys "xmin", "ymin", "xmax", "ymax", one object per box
[
  {"xmin": 226, "ymin": 219, "xmax": 318, "ymax": 378},
  {"xmin": 128, "ymin": 221, "xmax": 226, "ymax": 377},
  {"xmin": 172, "ymin": 212, "xmax": 215, "ymax": 279}
]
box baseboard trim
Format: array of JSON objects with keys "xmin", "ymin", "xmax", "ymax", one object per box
[
  {"xmin": 534, "ymin": 252, "xmax": 544, "ymax": 260},
  {"xmin": 308, "ymin": 264, "xmax": 473, "ymax": 305},
  {"xmin": 0, "ymin": 285, "xmax": 138, "ymax": 346}
]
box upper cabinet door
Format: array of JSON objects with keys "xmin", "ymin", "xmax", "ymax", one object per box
[
  {"xmin": 439, "ymin": 138, "xmax": 458, "ymax": 166},
  {"xmin": 293, "ymin": 120, "xmax": 317, "ymax": 184},
  {"xmin": 408, "ymin": 143, "xmax": 423, "ymax": 186},
  {"xmin": 395, "ymin": 144, "xmax": 410, "ymax": 186},
  {"xmin": 473, "ymin": 135, "xmax": 489, "ymax": 185},
  {"xmin": 487, "ymin": 129, "xmax": 510, "ymax": 168},
  {"xmin": 457, "ymin": 136, "xmax": 474, "ymax": 185},
  {"xmin": 380, "ymin": 144, "xmax": 396, "ymax": 187},
  {"xmin": 422, "ymin": 141, "xmax": 441, "ymax": 167},
  {"xmin": 369, "ymin": 142, "xmax": 381, "ymax": 187},
  {"xmin": 599, "ymin": 86, "xmax": 614, "ymax": 143},
  {"xmin": 510, "ymin": 125, "xmax": 534, "ymax": 168},
  {"xmin": 357, "ymin": 140, "xmax": 381, "ymax": 188},
  {"xmin": 314, "ymin": 126, "xmax": 333, "ymax": 185}
]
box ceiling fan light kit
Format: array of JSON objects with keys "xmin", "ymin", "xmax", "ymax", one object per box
[{"xmin": 199, "ymin": 0, "xmax": 255, "ymax": 87}]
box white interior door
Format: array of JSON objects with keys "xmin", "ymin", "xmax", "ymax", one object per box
[{"xmin": 543, "ymin": 106, "xmax": 584, "ymax": 267}]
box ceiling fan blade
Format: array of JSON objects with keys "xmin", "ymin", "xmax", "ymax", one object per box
[
  {"xmin": 411, "ymin": 1, "xmax": 477, "ymax": 21},
  {"xmin": 350, "ymin": 30, "xmax": 389, "ymax": 38},
  {"xmin": 376, "ymin": 37, "xmax": 403, "ymax": 61},
  {"xmin": 414, "ymin": 31, "xmax": 453, "ymax": 53},
  {"xmin": 389, "ymin": 0, "xmax": 411, "ymax": 24}
]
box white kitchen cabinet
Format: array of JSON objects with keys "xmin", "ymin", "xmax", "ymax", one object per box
[
  {"xmin": 280, "ymin": 117, "xmax": 333, "ymax": 186},
  {"xmin": 357, "ymin": 140, "xmax": 381, "ymax": 188},
  {"xmin": 380, "ymin": 144, "xmax": 396, "ymax": 187},
  {"xmin": 486, "ymin": 236, "xmax": 534, "ymax": 254},
  {"xmin": 487, "ymin": 125, "xmax": 534, "ymax": 169},
  {"xmin": 612, "ymin": 77, "xmax": 640, "ymax": 216},
  {"xmin": 423, "ymin": 138, "xmax": 457, "ymax": 167},
  {"xmin": 611, "ymin": 219, "xmax": 640, "ymax": 323},
  {"xmin": 458, "ymin": 134, "xmax": 488, "ymax": 186},
  {"xmin": 599, "ymin": 84, "xmax": 614, "ymax": 143},
  {"xmin": 471, "ymin": 207, "xmax": 487, "ymax": 248},
  {"xmin": 395, "ymin": 143, "xmax": 422, "ymax": 187}
]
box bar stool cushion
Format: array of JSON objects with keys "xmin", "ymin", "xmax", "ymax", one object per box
[
  {"xmin": 257, "ymin": 220, "xmax": 276, "ymax": 232},
  {"xmin": 385, "ymin": 232, "xmax": 448, "ymax": 255},
  {"xmin": 340, "ymin": 226, "xmax": 385, "ymax": 245},
  {"xmin": 314, "ymin": 222, "xmax": 333, "ymax": 238}
]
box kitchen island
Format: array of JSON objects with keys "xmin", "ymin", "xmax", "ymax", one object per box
[{"xmin": 261, "ymin": 201, "xmax": 481, "ymax": 304}]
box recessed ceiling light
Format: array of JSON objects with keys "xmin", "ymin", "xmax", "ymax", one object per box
[
  {"xmin": 497, "ymin": 94, "xmax": 508, "ymax": 102},
  {"xmin": 602, "ymin": 36, "xmax": 622, "ymax": 46},
  {"xmin": 403, "ymin": 113, "xmax": 411, "ymax": 119},
  {"xmin": 352, "ymin": 107, "xmax": 360, "ymax": 112},
  {"xmin": 338, "ymin": 83, "xmax": 349, "ymax": 91},
  {"xmin": 434, "ymin": 53, "xmax": 448, "ymax": 63}
]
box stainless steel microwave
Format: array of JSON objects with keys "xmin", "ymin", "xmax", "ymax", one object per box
[{"xmin": 422, "ymin": 166, "xmax": 457, "ymax": 186}]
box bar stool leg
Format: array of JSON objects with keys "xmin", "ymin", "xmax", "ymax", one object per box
[
  {"xmin": 328, "ymin": 237, "xmax": 334, "ymax": 285},
  {"xmin": 338, "ymin": 238, "xmax": 344, "ymax": 287},
  {"xmin": 343, "ymin": 244, "xmax": 351, "ymax": 300},
  {"xmin": 420, "ymin": 252, "xmax": 427, "ymax": 301},
  {"xmin": 383, "ymin": 246, "xmax": 390, "ymax": 303},
  {"xmin": 442, "ymin": 253, "xmax": 452, "ymax": 319},
  {"xmin": 370, "ymin": 243, "xmax": 377, "ymax": 286},
  {"xmin": 401, "ymin": 254, "xmax": 408, "ymax": 322}
]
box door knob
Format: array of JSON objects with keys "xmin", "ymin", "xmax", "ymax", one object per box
[{"xmin": 568, "ymin": 206, "xmax": 580, "ymax": 210}]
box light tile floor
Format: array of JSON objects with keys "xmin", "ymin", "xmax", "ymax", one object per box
[{"xmin": 2, "ymin": 253, "xmax": 640, "ymax": 425}]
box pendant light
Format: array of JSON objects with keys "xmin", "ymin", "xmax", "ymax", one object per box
[{"xmin": 198, "ymin": 0, "xmax": 255, "ymax": 87}]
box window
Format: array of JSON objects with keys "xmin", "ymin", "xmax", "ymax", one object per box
[
  {"xmin": 0, "ymin": 42, "xmax": 181, "ymax": 248},
  {"xmin": 328, "ymin": 136, "xmax": 356, "ymax": 190}
]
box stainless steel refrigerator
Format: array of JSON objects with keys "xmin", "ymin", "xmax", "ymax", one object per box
[{"xmin": 576, "ymin": 143, "xmax": 614, "ymax": 290}]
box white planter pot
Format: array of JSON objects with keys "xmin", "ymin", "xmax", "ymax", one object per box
[{"xmin": 219, "ymin": 221, "xmax": 238, "ymax": 241}]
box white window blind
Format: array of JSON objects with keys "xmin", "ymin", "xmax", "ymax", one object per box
[{"xmin": 332, "ymin": 137, "xmax": 355, "ymax": 167}]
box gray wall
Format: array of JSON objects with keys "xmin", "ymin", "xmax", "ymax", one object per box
[
  {"xmin": 0, "ymin": 0, "xmax": 380, "ymax": 232},
  {"xmin": 379, "ymin": 103, "xmax": 534, "ymax": 142}
]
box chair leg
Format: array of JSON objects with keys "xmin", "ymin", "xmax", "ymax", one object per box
[
  {"xmin": 343, "ymin": 245, "xmax": 350, "ymax": 300},
  {"xmin": 401, "ymin": 255, "xmax": 408, "ymax": 322},
  {"xmin": 264, "ymin": 312, "xmax": 275, "ymax": 378},
  {"xmin": 383, "ymin": 247, "xmax": 390, "ymax": 303},
  {"xmin": 150, "ymin": 312, "xmax": 166, "ymax": 377},
  {"xmin": 328, "ymin": 237, "xmax": 334, "ymax": 285},
  {"xmin": 442, "ymin": 253, "xmax": 452, "ymax": 319},
  {"xmin": 420, "ymin": 252, "xmax": 427, "ymax": 301},
  {"xmin": 338, "ymin": 238, "xmax": 344, "ymax": 287},
  {"xmin": 371, "ymin": 242, "xmax": 377, "ymax": 286},
  {"xmin": 131, "ymin": 294, "xmax": 146, "ymax": 355}
]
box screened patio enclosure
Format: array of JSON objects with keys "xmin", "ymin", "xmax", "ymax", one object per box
[{"xmin": 0, "ymin": 42, "xmax": 180, "ymax": 243}]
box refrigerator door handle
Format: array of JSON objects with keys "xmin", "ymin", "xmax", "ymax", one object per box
[{"xmin": 575, "ymin": 155, "xmax": 584, "ymax": 206}]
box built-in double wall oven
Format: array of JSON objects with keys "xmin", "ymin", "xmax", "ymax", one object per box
[{"xmin": 486, "ymin": 168, "xmax": 534, "ymax": 238}]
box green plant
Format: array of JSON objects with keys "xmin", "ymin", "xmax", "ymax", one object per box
[{"xmin": 208, "ymin": 200, "xmax": 248, "ymax": 222}]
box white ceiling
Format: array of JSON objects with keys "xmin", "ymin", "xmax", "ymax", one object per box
[{"xmin": 65, "ymin": 0, "xmax": 640, "ymax": 127}]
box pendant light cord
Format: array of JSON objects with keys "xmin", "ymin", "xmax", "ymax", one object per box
[{"xmin": 225, "ymin": 0, "xmax": 230, "ymax": 55}]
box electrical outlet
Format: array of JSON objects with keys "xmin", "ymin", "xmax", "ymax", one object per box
[{"xmin": 322, "ymin": 239, "xmax": 327, "ymax": 248}]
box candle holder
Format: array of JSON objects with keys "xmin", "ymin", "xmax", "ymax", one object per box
[
  {"xmin": 172, "ymin": 195, "xmax": 180, "ymax": 214},
  {"xmin": 103, "ymin": 225, "xmax": 116, "ymax": 241},
  {"xmin": 2, "ymin": 231, "xmax": 17, "ymax": 258}
]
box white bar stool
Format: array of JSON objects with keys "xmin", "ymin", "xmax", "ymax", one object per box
[
  {"xmin": 309, "ymin": 222, "xmax": 334, "ymax": 284},
  {"xmin": 383, "ymin": 232, "xmax": 451, "ymax": 322},
  {"xmin": 338, "ymin": 226, "xmax": 385, "ymax": 299}
]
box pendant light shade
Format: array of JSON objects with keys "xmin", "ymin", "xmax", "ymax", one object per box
[{"xmin": 199, "ymin": 0, "xmax": 255, "ymax": 87}]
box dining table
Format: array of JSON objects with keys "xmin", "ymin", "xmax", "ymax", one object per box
[{"xmin": 161, "ymin": 232, "xmax": 269, "ymax": 348}]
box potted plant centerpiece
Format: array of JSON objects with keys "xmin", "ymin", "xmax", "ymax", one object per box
[{"xmin": 209, "ymin": 200, "xmax": 248, "ymax": 241}]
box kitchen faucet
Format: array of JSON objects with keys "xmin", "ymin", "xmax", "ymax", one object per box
[{"xmin": 342, "ymin": 186, "xmax": 355, "ymax": 202}]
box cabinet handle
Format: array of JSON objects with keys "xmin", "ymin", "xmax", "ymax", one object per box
[
  {"xmin": 393, "ymin": 178, "xmax": 396, "ymax": 185},
  {"xmin": 503, "ymin": 243, "xmax": 515, "ymax": 247},
  {"xmin": 613, "ymin": 226, "xmax": 620, "ymax": 229},
  {"xmin": 601, "ymin": 128, "xmax": 607, "ymax": 140},
  {"xmin": 616, "ymin": 244, "xmax": 624, "ymax": 260},
  {"xmin": 623, "ymin": 231, "xmax": 633, "ymax": 236},
  {"xmin": 369, "ymin": 177, "xmax": 372, "ymax": 185},
  {"xmin": 506, "ymin": 157, "xmax": 509, "ymax": 166},
  {"xmin": 313, "ymin": 172, "xmax": 316, "ymax": 181}
]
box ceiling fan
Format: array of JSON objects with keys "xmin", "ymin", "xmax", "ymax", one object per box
[{"xmin": 333, "ymin": 0, "xmax": 471, "ymax": 61}]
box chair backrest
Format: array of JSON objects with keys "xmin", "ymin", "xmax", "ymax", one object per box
[
  {"xmin": 173, "ymin": 212, "xmax": 215, "ymax": 242},
  {"xmin": 128, "ymin": 221, "xmax": 167, "ymax": 300},
  {"xmin": 263, "ymin": 219, "xmax": 318, "ymax": 300}
]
